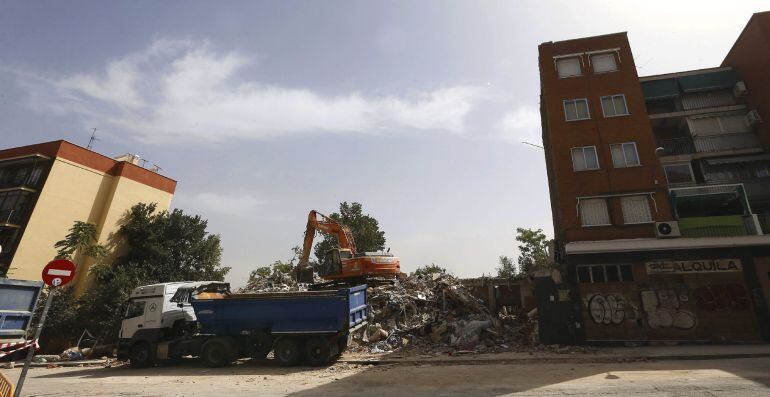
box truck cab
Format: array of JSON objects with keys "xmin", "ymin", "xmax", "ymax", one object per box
[{"xmin": 117, "ymin": 281, "xmax": 222, "ymax": 364}]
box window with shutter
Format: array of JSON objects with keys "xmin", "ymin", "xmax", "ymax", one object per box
[
  {"xmin": 580, "ymin": 198, "xmax": 610, "ymax": 226},
  {"xmin": 621, "ymin": 196, "xmax": 652, "ymax": 224},
  {"xmin": 591, "ymin": 53, "xmax": 617, "ymax": 73},
  {"xmin": 556, "ymin": 58, "xmax": 582, "ymax": 78}
]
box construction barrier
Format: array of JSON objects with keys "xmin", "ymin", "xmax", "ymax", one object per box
[{"xmin": 0, "ymin": 371, "xmax": 13, "ymax": 397}]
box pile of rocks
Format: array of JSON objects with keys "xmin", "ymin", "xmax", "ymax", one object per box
[{"xmin": 350, "ymin": 273, "xmax": 539, "ymax": 355}]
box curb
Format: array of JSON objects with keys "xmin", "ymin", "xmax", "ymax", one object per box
[{"xmin": 338, "ymin": 352, "xmax": 770, "ymax": 366}]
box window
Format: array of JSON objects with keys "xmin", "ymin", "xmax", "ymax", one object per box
[
  {"xmin": 556, "ymin": 58, "xmax": 581, "ymax": 78},
  {"xmin": 571, "ymin": 146, "xmax": 599, "ymax": 171},
  {"xmin": 124, "ymin": 300, "xmax": 146, "ymax": 319},
  {"xmin": 577, "ymin": 264, "xmax": 634, "ymax": 283},
  {"xmin": 610, "ymin": 142, "xmax": 640, "ymax": 168},
  {"xmin": 621, "ymin": 196, "xmax": 653, "ymax": 224},
  {"xmin": 580, "ymin": 198, "xmax": 610, "ymax": 226},
  {"xmin": 563, "ymin": 99, "xmax": 590, "ymax": 121},
  {"xmin": 664, "ymin": 163, "xmax": 695, "ymax": 184},
  {"xmin": 600, "ymin": 94, "xmax": 629, "ymax": 117},
  {"xmin": 591, "ymin": 53, "xmax": 618, "ymax": 73}
]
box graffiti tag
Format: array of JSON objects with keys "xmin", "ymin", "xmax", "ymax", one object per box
[{"xmin": 587, "ymin": 294, "xmax": 626, "ymax": 325}]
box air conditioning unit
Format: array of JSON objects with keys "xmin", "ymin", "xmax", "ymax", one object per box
[
  {"xmin": 745, "ymin": 109, "xmax": 763, "ymax": 126},
  {"xmin": 733, "ymin": 81, "xmax": 748, "ymax": 97},
  {"xmin": 655, "ymin": 221, "xmax": 681, "ymax": 238}
]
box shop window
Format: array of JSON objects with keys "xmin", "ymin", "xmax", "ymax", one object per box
[{"xmin": 578, "ymin": 264, "xmax": 634, "ymax": 283}]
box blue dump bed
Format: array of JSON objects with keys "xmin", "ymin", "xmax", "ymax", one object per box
[{"xmin": 191, "ymin": 285, "xmax": 367, "ymax": 336}]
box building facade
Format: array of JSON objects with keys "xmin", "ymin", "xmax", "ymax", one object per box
[
  {"xmin": 538, "ymin": 12, "xmax": 770, "ymax": 344},
  {"xmin": 0, "ymin": 140, "xmax": 176, "ymax": 294}
]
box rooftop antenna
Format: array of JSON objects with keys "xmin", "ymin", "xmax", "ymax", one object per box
[
  {"xmin": 151, "ymin": 164, "xmax": 163, "ymax": 173},
  {"xmin": 521, "ymin": 141, "xmax": 544, "ymax": 149},
  {"xmin": 87, "ymin": 128, "xmax": 99, "ymax": 150}
]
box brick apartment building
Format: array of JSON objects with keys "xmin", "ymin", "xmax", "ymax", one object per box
[
  {"xmin": 538, "ymin": 12, "xmax": 770, "ymax": 344},
  {"xmin": 0, "ymin": 140, "xmax": 176, "ymax": 294}
]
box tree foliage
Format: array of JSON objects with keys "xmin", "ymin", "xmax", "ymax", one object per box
[
  {"xmin": 411, "ymin": 263, "xmax": 448, "ymax": 278},
  {"xmin": 514, "ymin": 228, "xmax": 549, "ymax": 276},
  {"xmin": 496, "ymin": 255, "xmax": 517, "ymax": 278},
  {"xmin": 497, "ymin": 228, "xmax": 551, "ymax": 277},
  {"xmin": 41, "ymin": 203, "xmax": 230, "ymax": 344},
  {"xmin": 313, "ymin": 202, "xmax": 386, "ymax": 260},
  {"xmin": 54, "ymin": 221, "xmax": 107, "ymax": 260},
  {"xmin": 247, "ymin": 246, "xmax": 301, "ymax": 283}
]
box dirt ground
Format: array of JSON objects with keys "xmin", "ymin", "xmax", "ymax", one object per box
[{"xmin": 3, "ymin": 356, "xmax": 770, "ymax": 396}]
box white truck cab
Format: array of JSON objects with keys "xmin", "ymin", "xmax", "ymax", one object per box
[
  {"xmin": 117, "ymin": 281, "xmax": 227, "ymax": 366},
  {"xmin": 119, "ymin": 282, "xmax": 196, "ymax": 340}
]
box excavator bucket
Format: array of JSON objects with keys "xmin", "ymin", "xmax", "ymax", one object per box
[{"xmin": 296, "ymin": 267, "xmax": 315, "ymax": 284}]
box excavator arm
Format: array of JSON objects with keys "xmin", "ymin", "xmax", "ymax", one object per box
[{"xmin": 296, "ymin": 210, "xmax": 356, "ymax": 283}]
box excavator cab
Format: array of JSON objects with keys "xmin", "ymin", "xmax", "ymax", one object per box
[{"xmin": 320, "ymin": 248, "xmax": 352, "ymax": 276}]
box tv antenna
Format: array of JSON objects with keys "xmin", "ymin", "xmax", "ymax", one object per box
[{"xmin": 87, "ymin": 128, "xmax": 99, "ymax": 150}]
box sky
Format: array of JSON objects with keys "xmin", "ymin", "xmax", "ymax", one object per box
[{"xmin": 1, "ymin": 1, "xmax": 766, "ymax": 287}]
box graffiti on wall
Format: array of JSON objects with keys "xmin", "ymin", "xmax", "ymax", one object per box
[
  {"xmin": 695, "ymin": 284, "xmax": 750, "ymax": 313},
  {"xmin": 587, "ymin": 294, "xmax": 626, "ymax": 325},
  {"xmin": 640, "ymin": 289, "xmax": 697, "ymax": 329}
]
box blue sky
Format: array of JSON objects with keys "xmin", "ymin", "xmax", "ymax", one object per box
[{"xmin": 1, "ymin": 1, "xmax": 766, "ymax": 286}]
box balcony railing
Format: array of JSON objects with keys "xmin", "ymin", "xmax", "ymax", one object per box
[
  {"xmin": 678, "ymin": 215, "xmax": 751, "ymax": 237},
  {"xmin": 657, "ymin": 133, "xmax": 761, "ymax": 156},
  {"xmin": 758, "ymin": 213, "xmax": 770, "ymax": 235}
]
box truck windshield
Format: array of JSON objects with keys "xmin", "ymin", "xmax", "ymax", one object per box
[{"xmin": 124, "ymin": 300, "xmax": 146, "ymax": 319}]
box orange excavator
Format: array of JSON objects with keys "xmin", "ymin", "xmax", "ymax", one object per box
[{"xmin": 295, "ymin": 210, "xmax": 401, "ymax": 284}]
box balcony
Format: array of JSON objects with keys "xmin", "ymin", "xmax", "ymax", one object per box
[
  {"xmin": 657, "ymin": 132, "xmax": 761, "ymax": 156},
  {"xmin": 758, "ymin": 213, "xmax": 770, "ymax": 235},
  {"xmin": 678, "ymin": 215, "xmax": 752, "ymax": 237}
]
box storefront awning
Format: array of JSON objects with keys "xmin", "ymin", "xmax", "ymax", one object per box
[
  {"xmin": 641, "ymin": 78, "xmax": 679, "ymax": 100},
  {"xmin": 677, "ymin": 70, "xmax": 738, "ymax": 93}
]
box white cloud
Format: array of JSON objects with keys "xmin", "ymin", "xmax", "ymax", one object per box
[
  {"xmin": 496, "ymin": 105, "xmax": 541, "ymax": 144},
  {"xmin": 16, "ymin": 39, "xmax": 484, "ymax": 144},
  {"xmin": 175, "ymin": 192, "xmax": 262, "ymax": 216}
]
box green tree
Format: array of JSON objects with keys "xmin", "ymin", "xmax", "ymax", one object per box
[
  {"xmin": 411, "ymin": 263, "xmax": 448, "ymax": 278},
  {"xmin": 53, "ymin": 221, "xmax": 108, "ymax": 260},
  {"xmin": 39, "ymin": 221, "xmax": 107, "ymax": 343},
  {"xmin": 514, "ymin": 228, "xmax": 550, "ymax": 276},
  {"xmin": 313, "ymin": 202, "xmax": 386, "ymax": 260},
  {"xmin": 77, "ymin": 203, "xmax": 230, "ymax": 339},
  {"xmin": 496, "ymin": 255, "xmax": 517, "ymax": 278}
]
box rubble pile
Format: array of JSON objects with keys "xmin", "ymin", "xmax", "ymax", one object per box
[
  {"xmin": 238, "ymin": 271, "xmax": 306, "ymax": 293},
  {"xmin": 351, "ymin": 273, "xmax": 539, "ymax": 355}
]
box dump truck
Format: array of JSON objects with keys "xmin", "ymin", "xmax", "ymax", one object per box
[{"xmin": 117, "ymin": 281, "xmax": 367, "ymax": 368}]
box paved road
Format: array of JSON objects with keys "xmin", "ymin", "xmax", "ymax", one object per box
[{"xmin": 3, "ymin": 357, "xmax": 770, "ymax": 396}]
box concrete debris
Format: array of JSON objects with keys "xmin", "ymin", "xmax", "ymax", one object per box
[{"xmin": 350, "ymin": 273, "xmax": 542, "ymax": 356}]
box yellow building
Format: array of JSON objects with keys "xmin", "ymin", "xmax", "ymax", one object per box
[{"xmin": 0, "ymin": 140, "xmax": 176, "ymax": 293}]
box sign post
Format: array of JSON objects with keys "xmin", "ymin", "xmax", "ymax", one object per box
[{"xmin": 14, "ymin": 259, "xmax": 76, "ymax": 397}]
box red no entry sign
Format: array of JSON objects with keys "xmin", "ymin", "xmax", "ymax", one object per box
[{"xmin": 41, "ymin": 259, "xmax": 76, "ymax": 287}]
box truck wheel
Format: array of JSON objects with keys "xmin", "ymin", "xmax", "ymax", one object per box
[
  {"xmin": 130, "ymin": 342, "xmax": 154, "ymax": 369},
  {"xmin": 274, "ymin": 338, "xmax": 302, "ymax": 366},
  {"xmin": 250, "ymin": 331, "xmax": 273, "ymax": 361},
  {"xmin": 201, "ymin": 338, "xmax": 235, "ymax": 367},
  {"xmin": 304, "ymin": 337, "xmax": 331, "ymax": 366}
]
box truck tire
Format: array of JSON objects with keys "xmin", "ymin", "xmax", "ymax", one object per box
[
  {"xmin": 250, "ymin": 331, "xmax": 273, "ymax": 361},
  {"xmin": 274, "ymin": 338, "xmax": 302, "ymax": 367},
  {"xmin": 130, "ymin": 342, "xmax": 155, "ymax": 369},
  {"xmin": 201, "ymin": 338, "xmax": 235, "ymax": 367},
  {"xmin": 303, "ymin": 337, "xmax": 331, "ymax": 366}
]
